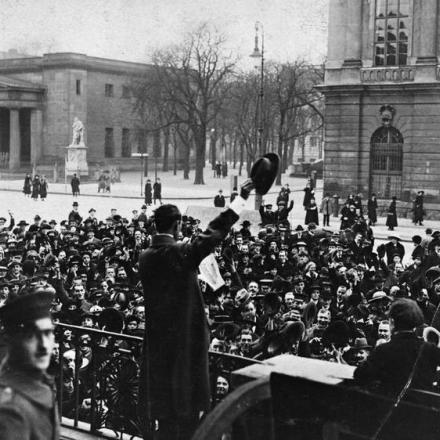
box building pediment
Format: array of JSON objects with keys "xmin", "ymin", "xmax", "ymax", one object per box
[{"xmin": 0, "ymin": 74, "xmax": 45, "ymax": 92}]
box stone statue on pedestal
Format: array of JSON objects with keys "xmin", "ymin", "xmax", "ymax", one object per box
[
  {"xmin": 71, "ymin": 117, "xmax": 85, "ymax": 146},
  {"xmin": 66, "ymin": 116, "xmax": 88, "ymax": 176}
]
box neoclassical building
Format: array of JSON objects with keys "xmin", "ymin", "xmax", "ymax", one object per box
[
  {"xmin": 0, "ymin": 53, "xmax": 153, "ymax": 173},
  {"xmin": 322, "ymin": 0, "xmax": 440, "ymax": 203}
]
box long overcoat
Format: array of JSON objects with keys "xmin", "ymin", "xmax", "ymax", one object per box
[{"xmin": 138, "ymin": 208, "xmax": 239, "ymax": 420}]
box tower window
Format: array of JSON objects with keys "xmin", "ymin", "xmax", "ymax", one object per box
[{"xmin": 374, "ymin": 0, "xmax": 410, "ymax": 66}]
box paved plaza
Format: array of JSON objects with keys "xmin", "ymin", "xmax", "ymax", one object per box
[{"xmin": 0, "ymin": 164, "xmax": 434, "ymax": 264}]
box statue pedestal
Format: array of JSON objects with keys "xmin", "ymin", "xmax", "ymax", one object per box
[{"xmin": 65, "ymin": 144, "xmax": 88, "ymax": 176}]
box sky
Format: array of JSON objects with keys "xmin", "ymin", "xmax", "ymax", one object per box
[{"xmin": 0, "ymin": 0, "xmax": 328, "ymax": 67}]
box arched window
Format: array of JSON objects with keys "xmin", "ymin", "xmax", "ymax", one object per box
[
  {"xmin": 375, "ymin": 0, "xmax": 410, "ymax": 66},
  {"xmin": 370, "ymin": 125, "xmax": 403, "ymax": 198}
]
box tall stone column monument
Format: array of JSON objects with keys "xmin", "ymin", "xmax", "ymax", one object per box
[{"xmin": 65, "ymin": 117, "xmax": 89, "ymax": 176}]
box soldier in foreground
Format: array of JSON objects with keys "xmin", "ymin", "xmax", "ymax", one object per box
[{"xmin": 0, "ymin": 288, "xmax": 59, "ymax": 440}]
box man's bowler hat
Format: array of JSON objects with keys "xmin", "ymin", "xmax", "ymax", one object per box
[{"xmin": 250, "ymin": 153, "xmax": 280, "ymax": 195}]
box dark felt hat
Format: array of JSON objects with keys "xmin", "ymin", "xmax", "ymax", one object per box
[{"xmin": 250, "ymin": 153, "xmax": 280, "ymax": 195}]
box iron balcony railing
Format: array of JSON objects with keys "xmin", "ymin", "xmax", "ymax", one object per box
[{"xmin": 55, "ymin": 322, "xmax": 261, "ymax": 439}]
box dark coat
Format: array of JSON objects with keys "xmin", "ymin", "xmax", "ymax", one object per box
[
  {"xmin": 23, "ymin": 176, "xmax": 32, "ymax": 195},
  {"xmin": 70, "ymin": 176, "xmax": 80, "ymax": 194},
  {"xmin": 367, "ymin": 197, "xmax": 378, "ymax": 223},
  {"xmin": 153, "ymin": 182, "xmax": 162, "ymax": 199},
  {"xmin": 31, "ymin": 178, "xmax": 40, "ymax": 199},
  {"xmin": 413, "ymin": 194, "xmax": 425, "ymax": 223},
  {"xmin": 305, "ymin": 205, "xmax": 319, "ymax": 225},
  {"xmin": 303, "ymin": 187, "xmax": 315, "ymax": 208},
  {"xmin": 138, "ymin": 208, "xmax": 239, "ymax": 419},
  {"xmin": 214, "ymin": 194, "xmax": 226, "ymax": 207},
  {"xmin": 39, "ymin": 180, "xmax": 48, "ymax": 198},
  {"xmin": 0, "ymin": 369, "xmax": 59, "ymax": 440},
  {"xmin": 354, "ymin": 331, "xmax": 440, "ymax": 395},
  {"xmin": 384, "ymin": 241, "xmax": 405, "ymax": 265},
  {"xmin": 385, "ymin": 200, "xmax": 398, "ymax": 228},
  {"xmin": 144, "ymin": 183, "xmax": 152, "ymax": 205}
]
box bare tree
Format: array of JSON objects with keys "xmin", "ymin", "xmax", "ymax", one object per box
[{"xmin": 137, "ymin": 24, "xmax": 236, "ymax": 184}]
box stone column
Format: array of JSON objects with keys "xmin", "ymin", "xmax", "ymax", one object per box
[
  {"xmin": 343, "ymin": 0, "xmax": 363, "ymax": 66},
  {"xmin": 415, "ymin": 0, "xmax": 438, "ymax": 64},
  {"xmin": 327, "ymin": 0, "xmax": 347, "ymax": 67},
  {"xmin": 30, "ymin": 109, "xmax": 43, "ymax": 165},
  {"xmin": 9, "ymin": 109, "xmax": 20, "ymax": 169}
]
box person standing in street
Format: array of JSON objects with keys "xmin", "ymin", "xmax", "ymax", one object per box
[
  {"xmin": 386, "ymin": 196, "xmax": 398, "ymax": 231},
  {"xmin": 153, "ymin": 178, "xmax": 162, "ymax": 205},
  {"xmin": 0, "ymin": 288, "xmax": 59, "ymax": 440},
  {"xmin": 70, "ymin": 174, "xmax": 80, "ymax": 197},
  {"xmin": 214, "ymin": 189, "xmax": 226, "ymax": 207},
  {"xmin": 305, "ymin": 197, "xmax": 319, "ymax": 226},
  {"xmin": 144, "ymin": 179, "xmax": 153, "ymax": 206},
  {"xmin": 23, "ymin": 174, "xmax": 32, "ymax": 197},
  {"xmin": 367, "ymin": 193, "xmax": 378, "ymax": 226},
  {"xmin": 413, "ymin": 190, "xmax": 425, "ymax": 226},
  {"xmin": 320, "ymin": 193, "xmax": 333, "ymax": 227},
  {"xmin": 138, "ymin": 179, "xmax": 254, "ymax": 440},
  {"xmin": 31, "ymin": 175, "xmax": 40, "ymax": 201},
  {"xmin": 39, "ymin": 175, "xmax": 48, "ymax": 201}
]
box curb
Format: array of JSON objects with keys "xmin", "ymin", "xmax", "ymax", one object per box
[{"xmin": 0, "ymin": 186, "xmax": 323, "ymax": 201}]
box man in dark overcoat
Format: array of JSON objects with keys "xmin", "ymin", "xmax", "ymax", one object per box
[
  {"xmin": 354, "ymin": 298, "xmax": 440, "ymax": 395},
  {"xmin": 138, "ymin": 180, "xmax": 254, "ymax": 440}
]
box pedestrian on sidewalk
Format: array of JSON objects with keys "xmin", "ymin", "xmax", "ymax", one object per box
[
  {"xmin": 214, "ymin": 189, "xmax": 226, "ymax": 207},
  {"xmin": 71, "ymin": 173, "xmax": 80, "ymax": 197},
  {"xmin": 367, "ymin": 194, "xmax": 378, "ymax": 226},
  {"xmin": 153, "ymin": 178, "xmax": 162, "ymax": 205},
  {"xmin": 39, "ymin": 175, "xmax": 48, "ymax": 201},
  {"xmin": 31, "ymin": 175, "xmax": 40, "ymax": 201},
  {"xmin": 144, "ymin": 179, "xmax": 152, "ymax": 206},
  {"xmin": 386, "ymin": 196, "xmax": 398, "ymax": 231},
  {"xmin": 303, "ymin": 183, "xmax": 315, "ymax": 211},
  {"xmin": 23, "ymin": 173, "xmax": 32, "ymax": 197},
  {"xmin": 305, "ymin": 198, "xmax": 319, "ymax": 226},
  {"xmin": 320, "ymin": 193, "xmax": 333, "ymax": 227},
  {"xmin": 413, "ymin": 190, "xmax": 425, "ymax": 226}
]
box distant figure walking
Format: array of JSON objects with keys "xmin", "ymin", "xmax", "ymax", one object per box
[
  {"xmin": 145, "ymin": 179, "xmax": 152, "ymax": 206},
  {"xmin": 413, "ymin": 190, "xmax": 425, "ymax": 226},
  {"xmin": 71, "ymin": 173, "xmax": 80, "ymax": 197},
  {"xmin": 386, "ymin": 196, "xmax": 398, "ymax": 231},
  {"xmin": 214, "ymin": 189, "xmax": 226, "ymax": 207},
  {"xmin": 31, "ymin": 175, "xmax": 40, "ymax": 201},
  {"xmin": 367, "ymin": 193, "xmax": 378, "ymax": 226},
  {"xmin": 98, "ymin": 173, "xmax": 106, "ymax": 193},
  {"xmin": 305, "ymin": 198, "xmax": 319, "ymax": 226},
  {"xmin": 320, "ymin": 193, "xmax": 333, "ymax": 227},
  {"xmin": 153, "ymin": 178, "xmax": 162, "ymax": 205},
  {"xmin": 23, "ymin": 173, "xmax": 32, "ymax": 196},
  {"xmin": 39, "ymin": 175, "xmax": 48, "ymax": 201}
]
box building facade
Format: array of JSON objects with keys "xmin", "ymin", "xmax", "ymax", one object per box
[
  {"xmin": 322, "ymin": 0, "xmax": 440, "ymax": 203},
  {"xmin": 0, "ymin": 52, "xmax": 156, "ymax": 173}
]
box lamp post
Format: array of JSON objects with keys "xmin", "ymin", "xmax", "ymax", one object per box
[
  {"xmin": 132, "ymin": 152, "xmax": 149, "ymax": 196},
  {"xmin": 250, "ymin": 21, "xmax": 265, "ymax": 209}
]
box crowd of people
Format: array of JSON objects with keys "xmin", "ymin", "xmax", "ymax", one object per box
[{"xmin": 1, "ymin": 178, "xmax": 439, "ymax": 434}]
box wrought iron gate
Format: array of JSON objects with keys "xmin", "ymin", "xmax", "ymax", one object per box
[{"xmin": 370, "ymin": 126, "xmax": 403, "ymax": 199}]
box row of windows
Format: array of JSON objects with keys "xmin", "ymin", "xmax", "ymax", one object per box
[{"xmin": 74, "ymin": 80, "xmax": 131, "ymax": 98}]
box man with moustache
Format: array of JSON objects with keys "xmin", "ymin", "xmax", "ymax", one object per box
[{"xmin": 0, "ymin": 287, "xmax": 59, "ymax": 439}]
